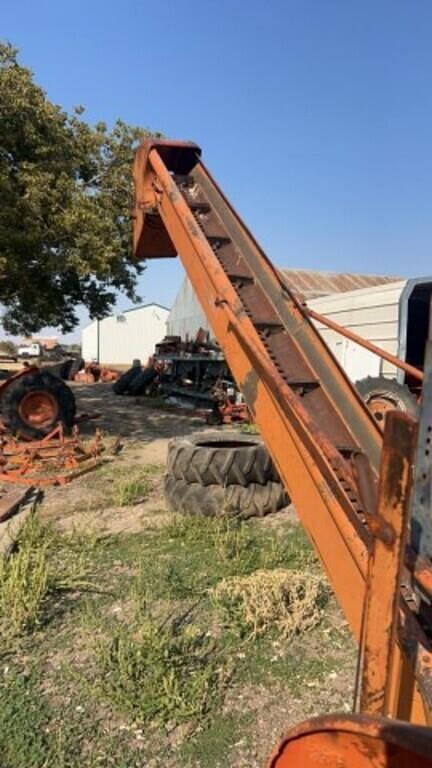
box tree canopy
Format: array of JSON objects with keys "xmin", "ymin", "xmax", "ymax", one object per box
[{"xmin": 0, "ymin": 42, "xmax": 157, "ymax": 334}]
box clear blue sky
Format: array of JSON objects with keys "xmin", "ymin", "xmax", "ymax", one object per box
[{"xmin": 2, "ymin": 0, "xmax": 432, "ymax": 341}]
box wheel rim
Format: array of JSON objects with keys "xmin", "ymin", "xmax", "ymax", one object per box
[
  {"xmin": 18, "ymin": 390, "xmax": 59, "ymax": 429},
  {"xmin": 366, "ymin": 394, "xmax": 399, "ymax": 423}
]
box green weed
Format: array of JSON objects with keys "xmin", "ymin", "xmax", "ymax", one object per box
[
  {"xmin": 212, "ymin": 516, "xmax": 258, "ymax": 572},
  {"xmin": 107, "ymin": 463, "xmax": 162, "ymax": 507},
  {"xmin": 237, "ymin": 422, "xmax": 259, "ymax": 434},
  {"xmin": 0, "ymin": 514, "xmax": 106, "ymax": 641},
  {"xmin": 96, "ymin": 615, "xmax": 228, "ymax": 726},
  {"xmin": 180, "ymin": 712, "xmax": 245, "ymax": 767},
  {"xmin": 0, "ymin": 668, "xmax": 66, "ymax": 768},
  {"xmin": 0, "ymin": 515, "xmax": 49, "ymax": 637},
  {"xmin": 111, "ymin": 473, "xmax": 151, "ymax": 506}
]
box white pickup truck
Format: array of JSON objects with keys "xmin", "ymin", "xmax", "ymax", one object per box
[{"xmin": 17, "ymin": 342, "xmax": 41, "ymax": 358}]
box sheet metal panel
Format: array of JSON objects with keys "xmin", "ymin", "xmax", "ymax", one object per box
[{"xmin": 81, "ymin": 304, "xmax": 169, "ymax": 366}]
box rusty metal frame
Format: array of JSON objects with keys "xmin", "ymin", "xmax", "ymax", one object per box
[
  {"xmin": 359, "ymin": 411, "xmax": 416, "ymax": 717},
  {"xmin": 267, "ymin": 714, "xmax": 432, "ymax": 767},
  {"xmin": 132, "ymin": 139, "xmax": 432, "ymax": 728},
  {"xmin": 0, "ymin": 425, "xmax": 106, "ymax": 487}
]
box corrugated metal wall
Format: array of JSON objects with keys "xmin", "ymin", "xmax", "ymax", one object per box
[
  {"xmin": 308, "ymin": 280, "xmax": 407, "ymax": 380},
  {"xmin": 82, "ymin": 305, "xmax": 169, "ymax": 366},
  {"xmin": 167, "ymin": 278, "xmax": 213, "ymax": 339},
  {"xmin": 81, "ymin": 320, "xmax": 98, "ymax": 361}
]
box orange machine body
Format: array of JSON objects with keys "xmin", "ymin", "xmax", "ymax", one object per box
[{"xmin": 132, "ymin": 139, "xmax": 432, "ymax": 765}]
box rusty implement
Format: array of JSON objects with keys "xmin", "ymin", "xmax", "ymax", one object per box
[
  {"xmin": 0, "ymin": 424, "xmax": 107, "ymax": 487},
  {"xmin": 267, "ymin": 714, "xmax": 432, "ymax": 767}
]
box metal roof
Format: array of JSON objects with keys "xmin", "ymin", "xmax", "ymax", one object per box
[
  {"xmin": 121, "ymin": 302, "xmax": 170, "ymax": 314},
  {"xmin": 279, "ymin": 268, "xmax": 401, "ymax": 301}
]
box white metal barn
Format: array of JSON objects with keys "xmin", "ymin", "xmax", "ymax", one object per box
[
  {"xmin": 81, "ymin": 303, "xmax": 169, "ymax": 367},
  {"xmin": 167, "ymin": 278, "xmax": 213, "ymax": 340},
  {"xmin": 167, "ymin": 270, "xmax": 398, "ymax": 341},
  {"xmin": 167, "ymin": 272, "xmax": 432, "ymax": 386},
  {"xmin": 308, "ymin": 277, "xmax": 432, "ymax": 384}
]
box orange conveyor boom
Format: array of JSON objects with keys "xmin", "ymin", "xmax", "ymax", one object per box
[{"xmin": 132, "ymin": 139, "xmax": 432, "ymax": 733}]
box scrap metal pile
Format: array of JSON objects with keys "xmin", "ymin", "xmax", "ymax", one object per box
[
  {"xmin": 72, "ymin": 361, "xmax": 119, "ymax": 384},
  {"xmin": 112, "ymin": 329, "xmax": 250, "ymax": 425},
  {"xmin": 0, "ymin": 423, "xmax": 111, "ymax": 488}
]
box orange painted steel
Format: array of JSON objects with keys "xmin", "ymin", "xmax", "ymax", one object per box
[
  {"xmin": 359, "ymin": 412, "xmax": 416, "ymax": 717},
  {"xmin": 132, "ymin": 139, "xmax": 432, "ymax": 759},
  {"xmin": 267, "ymin": 714, "xmax": 432, "ymax": 767},
  {"xmin": 306, "ymin": 306, "xmax": 424, "ymax": 383},
  {"xmin": 18, "ymin": 390, "xmax": 59, "ymax": 430},
  {"xmin": 0, "ymin": 424, "xmax": 106, "ymax": 487}
]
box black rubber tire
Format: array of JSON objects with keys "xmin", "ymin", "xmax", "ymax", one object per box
[
  {"xmin": 356, "ymin": 376, "xmax": 418, "ymax": 423},
  {"xmin": 128, "ymin": 367, "xmax": 158, "ymax": 396},
  {"xmin": 206, "ymin": 409, "xmax": 223, "ymax": 426},
  {"xmin": 68, "ymin": 357, "xmax": 84, "ymax": 380},
  {"xmin": 166, "ymin": 431, "xmax": 279, "ymax": 486},
  {"xmin": 2, "ymin": 371, "xmax": 76, "ymax": 440},
  {"xmin": 60, "ymin": 359, "xmax": 74, "ymax": 380},
  {"xmin": 41, "ymin": 362, "xmax": 64, "ymax": 378},
  {"xmin": 164, "ymin": 475, "xmax": 288, "ymax": 519},
  {"xmin": 112, "ymin": 366, "xmax": 142, "ymax": 395},
  {"xmin": 42, "ymin": 359, "xmax": 74, "ymax": 380}
]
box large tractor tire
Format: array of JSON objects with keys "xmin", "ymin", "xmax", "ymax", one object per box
[
  {"xmin": 167, "ymin": 431, "xmax": 279, "ymax": 487},
  {"xmin": 164, "ymin": 475, "xmax": 288, "ymax": 519},
  {"xmin": 356, "ymin": 376, "xmax": 418, "ymax": 424},
  {"xmin": 128, "ymin": 367, "xmax": 159, "ymax": 396},
  {"xmin": 112, "ymin": 366, "xmax": 142, "ymax": 395},
  {"xmin": 2, "ymin": 371, "xmax": 76, "ymax": 440}
]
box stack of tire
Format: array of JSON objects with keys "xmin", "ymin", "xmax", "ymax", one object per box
[
  {"xmin": 112, "ymin": 364, "xmax": 158, "ymax": 396},
  {"xmin": 164, "ymin": 432, "xmax": 289, "ymax": 519}
]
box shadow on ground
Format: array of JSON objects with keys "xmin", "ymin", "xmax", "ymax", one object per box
[{"xmin": 73, "ymin": 382, "xmax": 207, "ymax": 442}]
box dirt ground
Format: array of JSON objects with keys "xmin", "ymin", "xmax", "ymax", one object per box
[
  {"xmin": 42, "ymin": 382, "xmax": 210, "ymax": 533},
  {"xmin": 74, "ymin": 381, "xmax": 208, "ymax": 446}
]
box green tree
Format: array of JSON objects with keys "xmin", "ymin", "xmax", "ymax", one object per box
[
  {"xmin": 0, "ymin": 340, "xmax": 17, "ymax": 356},
  {"xmin": 0, "ymin": 42, "xmax": 158, "ymax": 334}
]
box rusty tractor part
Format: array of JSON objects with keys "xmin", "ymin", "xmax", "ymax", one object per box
[
  {"xmin": 208, "ymin": 376, "xmax": 251, "ymax": 425},
  {"xmin": 0, "ymin": 368, "xmax": 76, "ymax": 440},
  {"xmin": 132, "ymin": 139, "xmax": 432, "ymax": 763},
  {"xmin": 73, "ymin": 362, "xmax": 119, "ymax": 384},
  {"xmin": 0, "ymin": 424, "xmax": 109, "ymax": 487},
  {"xmin": 267, "ymin": 714, "xmax": 432, "ymax": 767},
  {"xmin": 356, "ymin": 376, "xmax": 418, "ymax": 424},
  {"xmin": 206, "ymin": 399, "xmax": 250, "ymax": 425}
]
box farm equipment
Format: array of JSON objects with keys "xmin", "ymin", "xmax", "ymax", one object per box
[
  {"xmin": 0, "ymin": 366, "xmax": 107, "ymax": 487},
  {"xmin": 133, "ymin": 139, "xmax": 432, "ymax": 765},
  {"xmin": 206, "ymin": 377, "xmax": 250, "ymax": 425},
  {"xmin": 0, "ymin": 365, "xmax": 76, "ymax": 441}
]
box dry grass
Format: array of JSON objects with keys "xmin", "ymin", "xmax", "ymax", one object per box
[{"xmin": 211, "ymin": 568, "xmax": 327, "ymax": 639}]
